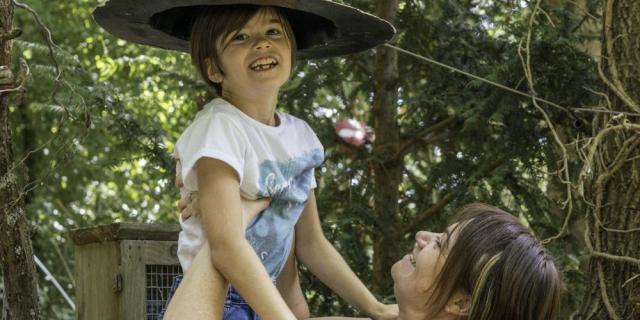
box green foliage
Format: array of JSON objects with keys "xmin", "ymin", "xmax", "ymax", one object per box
[{"xmin": 4, "ymin": 0, "xmax": 604, "ymax": 318}]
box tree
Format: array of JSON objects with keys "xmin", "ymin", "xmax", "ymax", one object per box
[
  {"xmin": 575, "ymin": 0, "xmax": 640, "ymax": 318},
  {"xmin": 370, "ymin": 0, "xmax": 401, "ymax": 294},
  {"xmin": 4, "ymin": 0, "xmax": 635, "ymax": 318},
  {"xmin": 0, "ymin": 0, "xmax": 39, "ymax": 318}
]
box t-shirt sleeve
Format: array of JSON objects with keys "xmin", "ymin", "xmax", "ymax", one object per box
[
  {"xmin": 309, "ymin": 168, "xmax": 318, "ymax": 189},
  {"xmin": 302, "ymin": 120, "xmax": 324, "ymax": 190},
  {"xmin": 175, "ymin": 114, "xmax": 246, "ymax": 191}
]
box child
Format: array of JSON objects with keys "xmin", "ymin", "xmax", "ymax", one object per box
[{"xmin": 93, "ymin": 1, "xmax": 396, "ymax": 319}]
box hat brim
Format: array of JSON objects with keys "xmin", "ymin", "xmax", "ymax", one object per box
[{"xmin": 93, "ymin": 0, "xmax": 396, "ymax": 60}]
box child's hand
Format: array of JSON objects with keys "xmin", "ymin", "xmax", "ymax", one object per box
[{"xmin": 370, "ymin": 303, "xmax": 398, "ymax": 320}]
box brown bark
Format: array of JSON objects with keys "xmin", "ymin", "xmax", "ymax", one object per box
[
  {"xmin": 546, "ymin": 0, "xmax": 601, "ymax": 59},
  {"xmin": 577, "ymin": 0, "xmax": 640, "ymax": 318},
  {"xmin": 371, "ymin": 0, "xmax": 400, "ymax": 295},
  {"xmin": 0, "ymin": 0, "xmax": 39, "ymax": 318}
]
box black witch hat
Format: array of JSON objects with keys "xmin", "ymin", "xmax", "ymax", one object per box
[{"xmin": 93, "ymin": 0, "xmax": 396, "ymax": 60}]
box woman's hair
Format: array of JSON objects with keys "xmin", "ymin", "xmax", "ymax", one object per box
[
  {"xmin": 190, "ymin": 5, "xmax": 297, "ymax": 95},
  {"xmin": 425, "ymin": 203, "xmax": 562, "ymax": 320}
]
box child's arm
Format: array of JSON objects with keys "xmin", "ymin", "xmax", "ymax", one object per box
[
  {"xmin": 197, "ymin": 157, "xmax": 297, "ymax": 320},
  {"xmin": 295, "ymin": 191, "xmax": 398, "ymax": 320},
  {"xmin": 276, "ymin": 237, "xmax": 311, "ymax": 319}
]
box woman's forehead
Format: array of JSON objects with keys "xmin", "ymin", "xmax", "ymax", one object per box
[{"xmin": 445, "ymin": 221, "xmax": 466, "ymax": 244}]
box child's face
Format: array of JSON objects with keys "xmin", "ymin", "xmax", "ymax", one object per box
[{"xmin": 207, "ymin": 8, "xmax": 292, "ymax": 97}]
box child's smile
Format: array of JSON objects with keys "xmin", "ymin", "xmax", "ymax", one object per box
[{"xmin": 249, "ymin": 56, "xmax": 278, "ymax": 71}]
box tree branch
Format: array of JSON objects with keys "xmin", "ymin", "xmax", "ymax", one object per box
[
  {"xmin": 402, "ymin": 154, "xmax": 510, "ymax": 234},
  {"xmin": 396, "ymin": 115, "xmax": 458, "ymax": 158}
]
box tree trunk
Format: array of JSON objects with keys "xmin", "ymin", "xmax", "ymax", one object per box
[
  {"xmin": 371, "ymin": 0, "xmax": 400, "ymax": 295},
  {"xmin": 546, "ymin": 0, "xmax": 601, "ymax": 59},
  {"xmin": 577, "ymin": 0, "xmax": 640, "ymax": 318},
  {"xmin": 0, "ymin": 0, "xmax": 39, "ymax": 318}
]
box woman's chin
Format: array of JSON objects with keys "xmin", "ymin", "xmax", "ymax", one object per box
[
  {"xmin": 390, "ymin": 258, "xmax": 409, "ymax": 280},
  {"xmin": 390, "ymin": 260, "xmax": 401, "ymax": 279}
]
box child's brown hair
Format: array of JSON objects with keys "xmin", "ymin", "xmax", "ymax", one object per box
[{"xmin": 190, "ymin": 5, "xmax": 297, "ymax": 95}]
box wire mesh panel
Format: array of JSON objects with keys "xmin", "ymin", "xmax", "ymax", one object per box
[{"xmin": 146, "ymin": 264, "xmax": 183, "ymax": 320}]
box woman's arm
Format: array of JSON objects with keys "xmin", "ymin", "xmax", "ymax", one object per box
[
  {"xmin": 196, "ymin": 157, "xmax": 296, "ymax": 320},
  {"xmin": 295, "ymin": 191, "xmax": 397, "ymax": 320}
]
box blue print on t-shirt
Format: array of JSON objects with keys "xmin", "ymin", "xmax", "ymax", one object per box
[{"xmin": 245, "ymin": 149, "xmax": 324, "ymax": 278}]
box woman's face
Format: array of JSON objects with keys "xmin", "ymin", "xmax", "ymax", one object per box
[{"xmin": 391, "ymin": 224, "xmax": 460, "ymax": 312}]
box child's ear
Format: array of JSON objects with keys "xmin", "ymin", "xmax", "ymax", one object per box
[
  {"xmin": 205, "ymin": 58, "xmax": 223, "ymax": 84},
  {"xmin": 444, "ymin": 291, "xmax": 470, "ymax": 316}
]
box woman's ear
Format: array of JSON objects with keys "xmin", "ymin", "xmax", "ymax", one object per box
[
  {"xmin": 444, "ymin": 291, "xmax": 470, "ymax": 316},
  {"xmin": 205, "ymin": 58, "xmax": 223, "ymax": 83}
]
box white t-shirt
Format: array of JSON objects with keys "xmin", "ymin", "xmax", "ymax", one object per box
[{"xmin": 174, "ymin": 98, "xmax": 324, "ymax": 278}]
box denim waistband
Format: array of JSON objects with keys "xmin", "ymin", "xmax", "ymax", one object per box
[
  {"xmin": 166, "ymin": 275, "xmax": 270, "ymax": 305},
  {"xmin": 225, "ymin": 285, "xmax": 249, "ymax": 305},
  {"xmin": 226, "ymin": 278, "xmax": 277, "ymax": 305}
]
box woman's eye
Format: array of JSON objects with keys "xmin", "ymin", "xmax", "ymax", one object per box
[{"xmin": 267, "ymin": 28, "xmax": 282, "ymax": 36}]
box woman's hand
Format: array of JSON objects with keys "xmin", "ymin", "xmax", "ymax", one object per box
[
  {"xmin": 175, "ymin": 157, "xmax": 270, "ymax": 223},
  {"xmin": 178, "ymin": 192, "xmax": 270, "ymax": 224},
  {"xmin": 178, "ymin": 191, "xmax": 200, "ymax": 221}
]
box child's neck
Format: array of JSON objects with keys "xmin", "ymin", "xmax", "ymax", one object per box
[{"xmin": 222, "ymin": 90, "xmax": 279, "ymax": 126}]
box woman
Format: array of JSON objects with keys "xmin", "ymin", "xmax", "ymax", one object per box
[
  {"xmin": 167, "ymin": 200, "xmax": 562, "ymax": 320},
  {"xmin": 389, "ymin": 203, "xmax": 562, "ymax": 320}
]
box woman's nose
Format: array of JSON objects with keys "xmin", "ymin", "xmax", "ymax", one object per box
[{"xmin": 415, "ymin": 231, "xmax": 436, "ymax": 249}]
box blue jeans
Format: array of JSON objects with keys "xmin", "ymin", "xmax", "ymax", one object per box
[{"xmin": 160, "ymin": 275, "xmax": 261, "ymax": 320}]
